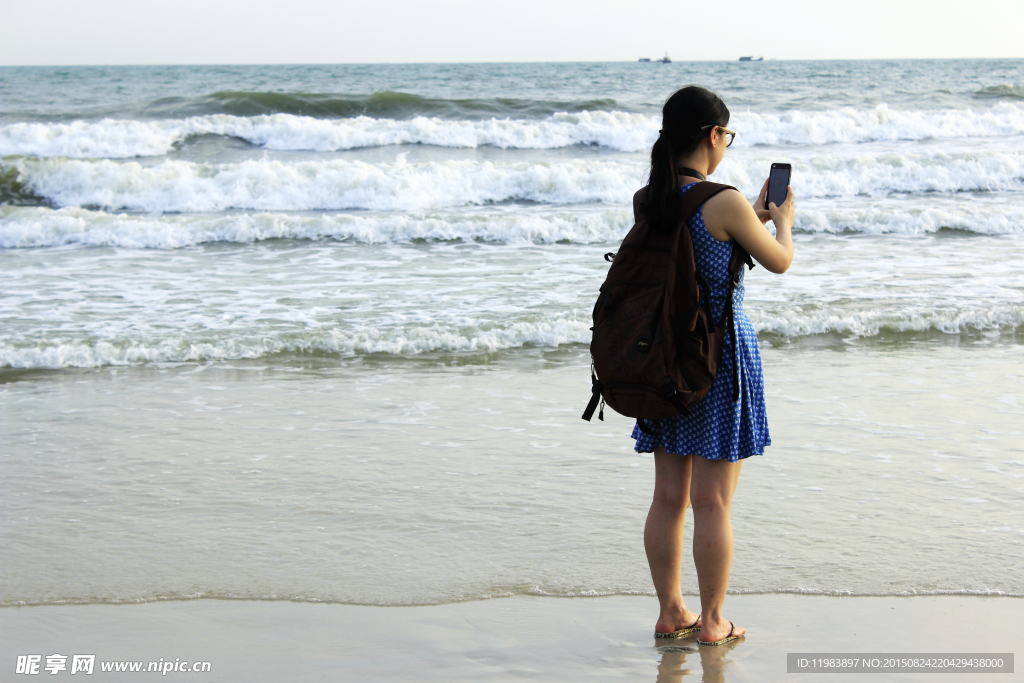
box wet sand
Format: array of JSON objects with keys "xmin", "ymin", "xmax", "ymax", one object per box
[
  {"xmin": 3, "ymin": 345, "xmax": 1022, "ymax": 606},
  {"xmin": 1, "ymin": 594, "xmax": 1020, "ymax": 682}
]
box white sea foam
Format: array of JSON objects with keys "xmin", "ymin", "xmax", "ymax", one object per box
[
  {"xmin": 0, "ymin": 111, "xmax": 656, "ymax": 157},
  {"xmin": 781, "ymin": 150, "xmax": 1024, "ymax": 198},
  {"xmin": 7, "ymin": 149, "xmax": 1023, "ymax": 214},
  {"xmin": 3, "ymin": 304, "xmax": 1021, "ymax": 369},
  {"xmin": 3, "ymin": 199, "xmax": 1022, "ymax": 251},
  {"xmin": 792, "ymin": 201, "xmax": 1024, "ymax": 235},
  {"xmin": 2, "ymin": 102, "xmax": 1023, "ymax": 158},
  {"xmin": 0, "ymin": 319, "xmax": 593, "ymax": 369},
  {"xmin": 0, "ymin": 206, "xmax": 633, "ymax": 248},
  {"xmin": 750, "ymin": 305, "xmax": 1024, "ymax": 339},
  {"xmin": 735, "ymin": 102, "xmax": 1024, "ymax": 146},
  {"xmin": 7, "ymin": 156, "xmax": 641, "ymax": 212}
]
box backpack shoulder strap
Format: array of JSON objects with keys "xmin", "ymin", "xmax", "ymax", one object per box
[
  {"xmin": 678, "ymin": 181, "xmax": 736, "ymax": 222},
  {"xmin": 634, "ymin": 182, "xmax": 737, "ymax": 222},
  {"xmin": 677, "ymin": 181, "xmax": 754, "ymax": 275}
]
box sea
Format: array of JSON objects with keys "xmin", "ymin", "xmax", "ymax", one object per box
[{"xmin": 1, "ymin": 60, "xmax": 1022, "ymax": 608}]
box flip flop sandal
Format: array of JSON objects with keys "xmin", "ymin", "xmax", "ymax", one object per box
[
  {"xmin": 654, "ymin": 616, "xmax": 701, "ymax": 639},
  {"xmin": 697, "ymin": 621, "xmax": 741, "ymax": 646}
]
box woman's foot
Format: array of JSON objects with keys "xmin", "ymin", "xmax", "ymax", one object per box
[
  {"xmin": 697, "ymin": 619, "xmax": 745, "ymax": 646},
  {"xmin": 654, "ymin": 608, "xmax": 702, "ymax": 638}
]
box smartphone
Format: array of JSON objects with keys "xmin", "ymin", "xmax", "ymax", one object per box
[{"xmin": 764, "ymin": 163, "xmax": 792, "ymax": 210}]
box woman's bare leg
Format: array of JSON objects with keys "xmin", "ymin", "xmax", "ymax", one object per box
[
  {"xmin": 645, "ymin": 447, "xmax": 701, "ymax": 633},
  {"xmin": 690, "ymin": 455, "xmax": 746, "ymax": 642}
]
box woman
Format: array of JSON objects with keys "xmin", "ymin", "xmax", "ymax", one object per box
[{"xmin": 634, "ymin": 86, "xmax": 795, "ymax": 646}]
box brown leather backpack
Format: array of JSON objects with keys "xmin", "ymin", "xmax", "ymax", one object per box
[{"xmin": 582, "ymin": 182, "xmax": 753, "ymax": 433}]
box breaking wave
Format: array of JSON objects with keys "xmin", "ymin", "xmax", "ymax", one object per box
[
  {"xmin": 3, "ymin": 199, "xmax": 1023, "ymax": 250},
  {"xmin": 138, "ymin": 90, "xmax": 629, "ymax": 120},
  {"xmin": 3, "ymin": 307, "xmax": 1021, "ymax": 369},
  {"xmin": 4, "ymin": 149, "xmax": 1021, "ymax": 213},
  {"xmin": 0, "ymin": 206, "xmax": 631, "ymax": 248},
  {"xmin": 2, "ymin": 102, "xmax": 1023, "ymax": 158},
  {"xmin": 0, "ymin": 318, "xmax": 592, "ymax": 369},
  {"xmin": 974, "ymin": 84, "xmax": 1024, "ymax": 101}
]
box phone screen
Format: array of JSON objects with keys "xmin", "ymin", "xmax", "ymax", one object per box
[{"xmin": 765, "ymin": 164, "xmax": 791, "ymax": 209}]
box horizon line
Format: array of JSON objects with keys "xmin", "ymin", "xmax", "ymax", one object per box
[{"xmin": 2, "ymin": 56, "xmax": 1021, "ymax": 68}]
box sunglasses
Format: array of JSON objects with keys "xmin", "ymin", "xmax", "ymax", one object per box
[{"xmin": 700, "ymin": 124, "xmax": 736, "ymax": 147}]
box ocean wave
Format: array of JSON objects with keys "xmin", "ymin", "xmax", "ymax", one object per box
[
  {"xmin": 0, "ymin": 165, "xmax": 52, "ymax": 207},
  {"xmin": 3, "ymin": 200, "xmax": 1022, "ymax": 250},
  {"xmin": 751, "ymin": 306, "xmax": 1024, "ymax": 340},
  {"xmin": 0, "ymin": 111, "xmax": 655, "ymax": 158},
  {"xmin": 3, "ymin": 102, "xmax": 1023, "ymax": 158},
  {"xmin": 5, "ymin": 150, "xmax": 1022, "ymax": 213},
  {"xmin": 0, "ymin": 319, "xmax": 592, "ymax": 369},
  {"xmin": 737, "ymin": 102, "xmax": 1024, "ymax": 146},
  {"xmin": 3, "ymin": 308, "xmax": 1021, "ymax": 370},
  {"xmin": 974, "ymin": 84, "xmax": 1024, "ymax": 101},
  {"xmin": 5, "ymin": 157, "xmax": 641, "ymax": 212},
  {"xmin": 0, "ymin": 206, "xmax": 633, "ymax": 248},
  {"xmin": 139, "ymin": 90, "xmax": 628, "ymax": 120},
  {"xmin": 795, "ymin": 202, "xmax": 1024, "ymax": 235}
]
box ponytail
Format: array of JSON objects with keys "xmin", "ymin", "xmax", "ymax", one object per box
[{"xmin": 645, "ymin": 86, "xmax": 729, "ymax": 232}]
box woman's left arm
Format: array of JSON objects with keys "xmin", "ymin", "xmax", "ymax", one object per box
[{"xmin": 704, "ymin": 183, "xmax": 795, "ymax": 274}]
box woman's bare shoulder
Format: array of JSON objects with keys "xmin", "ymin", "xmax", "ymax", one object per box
[
  {"xmin": 704, "ymin": 187, "xmax": 749, "ymax": 213},
  {"xmin": 701, "ymin": 188, "xmax": 749, "ymax": 241}
]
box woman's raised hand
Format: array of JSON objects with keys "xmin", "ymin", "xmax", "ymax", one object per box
[{"xmin": 768, "ymin": 184, "xmax": 795, "ymax": 233}]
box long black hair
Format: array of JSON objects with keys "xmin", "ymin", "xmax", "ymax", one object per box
[{"xmin": 646, "ymin": 86, "xmax": 730, "ymax": 232}]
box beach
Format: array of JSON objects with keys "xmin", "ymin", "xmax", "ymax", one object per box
[
  {"xmin": 2, "ymin": 595, "xmax": 1020, "ymax": 681},
  {"xmin": 1, "ymin": 59, "xmax": 1022, "ymax": 680},
  {"xmin": 2, "ymin": 346, "xmax": 1022, "ymax": 680},
  {"xmin": 2, "ymin": 345, "xmax": 1022, "ymax": 605}
]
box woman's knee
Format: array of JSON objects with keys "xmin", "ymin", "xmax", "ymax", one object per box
[
  {"xmin": 651, "ymin": 450, "xmax": 692, "ymax": 511},
  {"xmin": 652, "ymin": 482, "xmax": 690, "ymax": 511},
  {"xmin": 688, "ymin": 491, "xmax": 730, "ymax": 516},
  {"xmin": 689, "ymin": 457, "xmax": 741, "ymax": 513}
]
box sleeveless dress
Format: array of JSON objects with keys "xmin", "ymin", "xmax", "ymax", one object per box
[{"xmin": 631, "ymin": 183, "xmax": 770, "ymax": 462}]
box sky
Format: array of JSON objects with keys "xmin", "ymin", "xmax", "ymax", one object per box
[{"xmin": 1, "ymin": 0, "xmax": 1021, "ymax": 66}]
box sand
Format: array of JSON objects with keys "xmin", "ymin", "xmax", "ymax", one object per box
[{"xmin": 1, "ymin": 594, "xmax": 1020, "ymax": 682}]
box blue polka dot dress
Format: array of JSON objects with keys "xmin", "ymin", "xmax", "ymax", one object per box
[{"xmin": 631, "ymin": 183, "xmax": 771, "ymax": 462}]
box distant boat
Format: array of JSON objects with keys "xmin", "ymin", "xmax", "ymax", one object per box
[
  {"xmin": 739, "ymin": 56, "xmax": 764, "ymax": 61},
  {"xmin": 638, "ymin": 58, "xmax": 651, "ymax": 62},
  {"xmin": 659, "ymin": 52, "xmax": 672, "ymax": 63}
]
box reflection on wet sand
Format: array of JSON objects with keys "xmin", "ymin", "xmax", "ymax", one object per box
[{"xmin": 655, "ymin": 636, "xmax": 745, "ymax": 682}]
